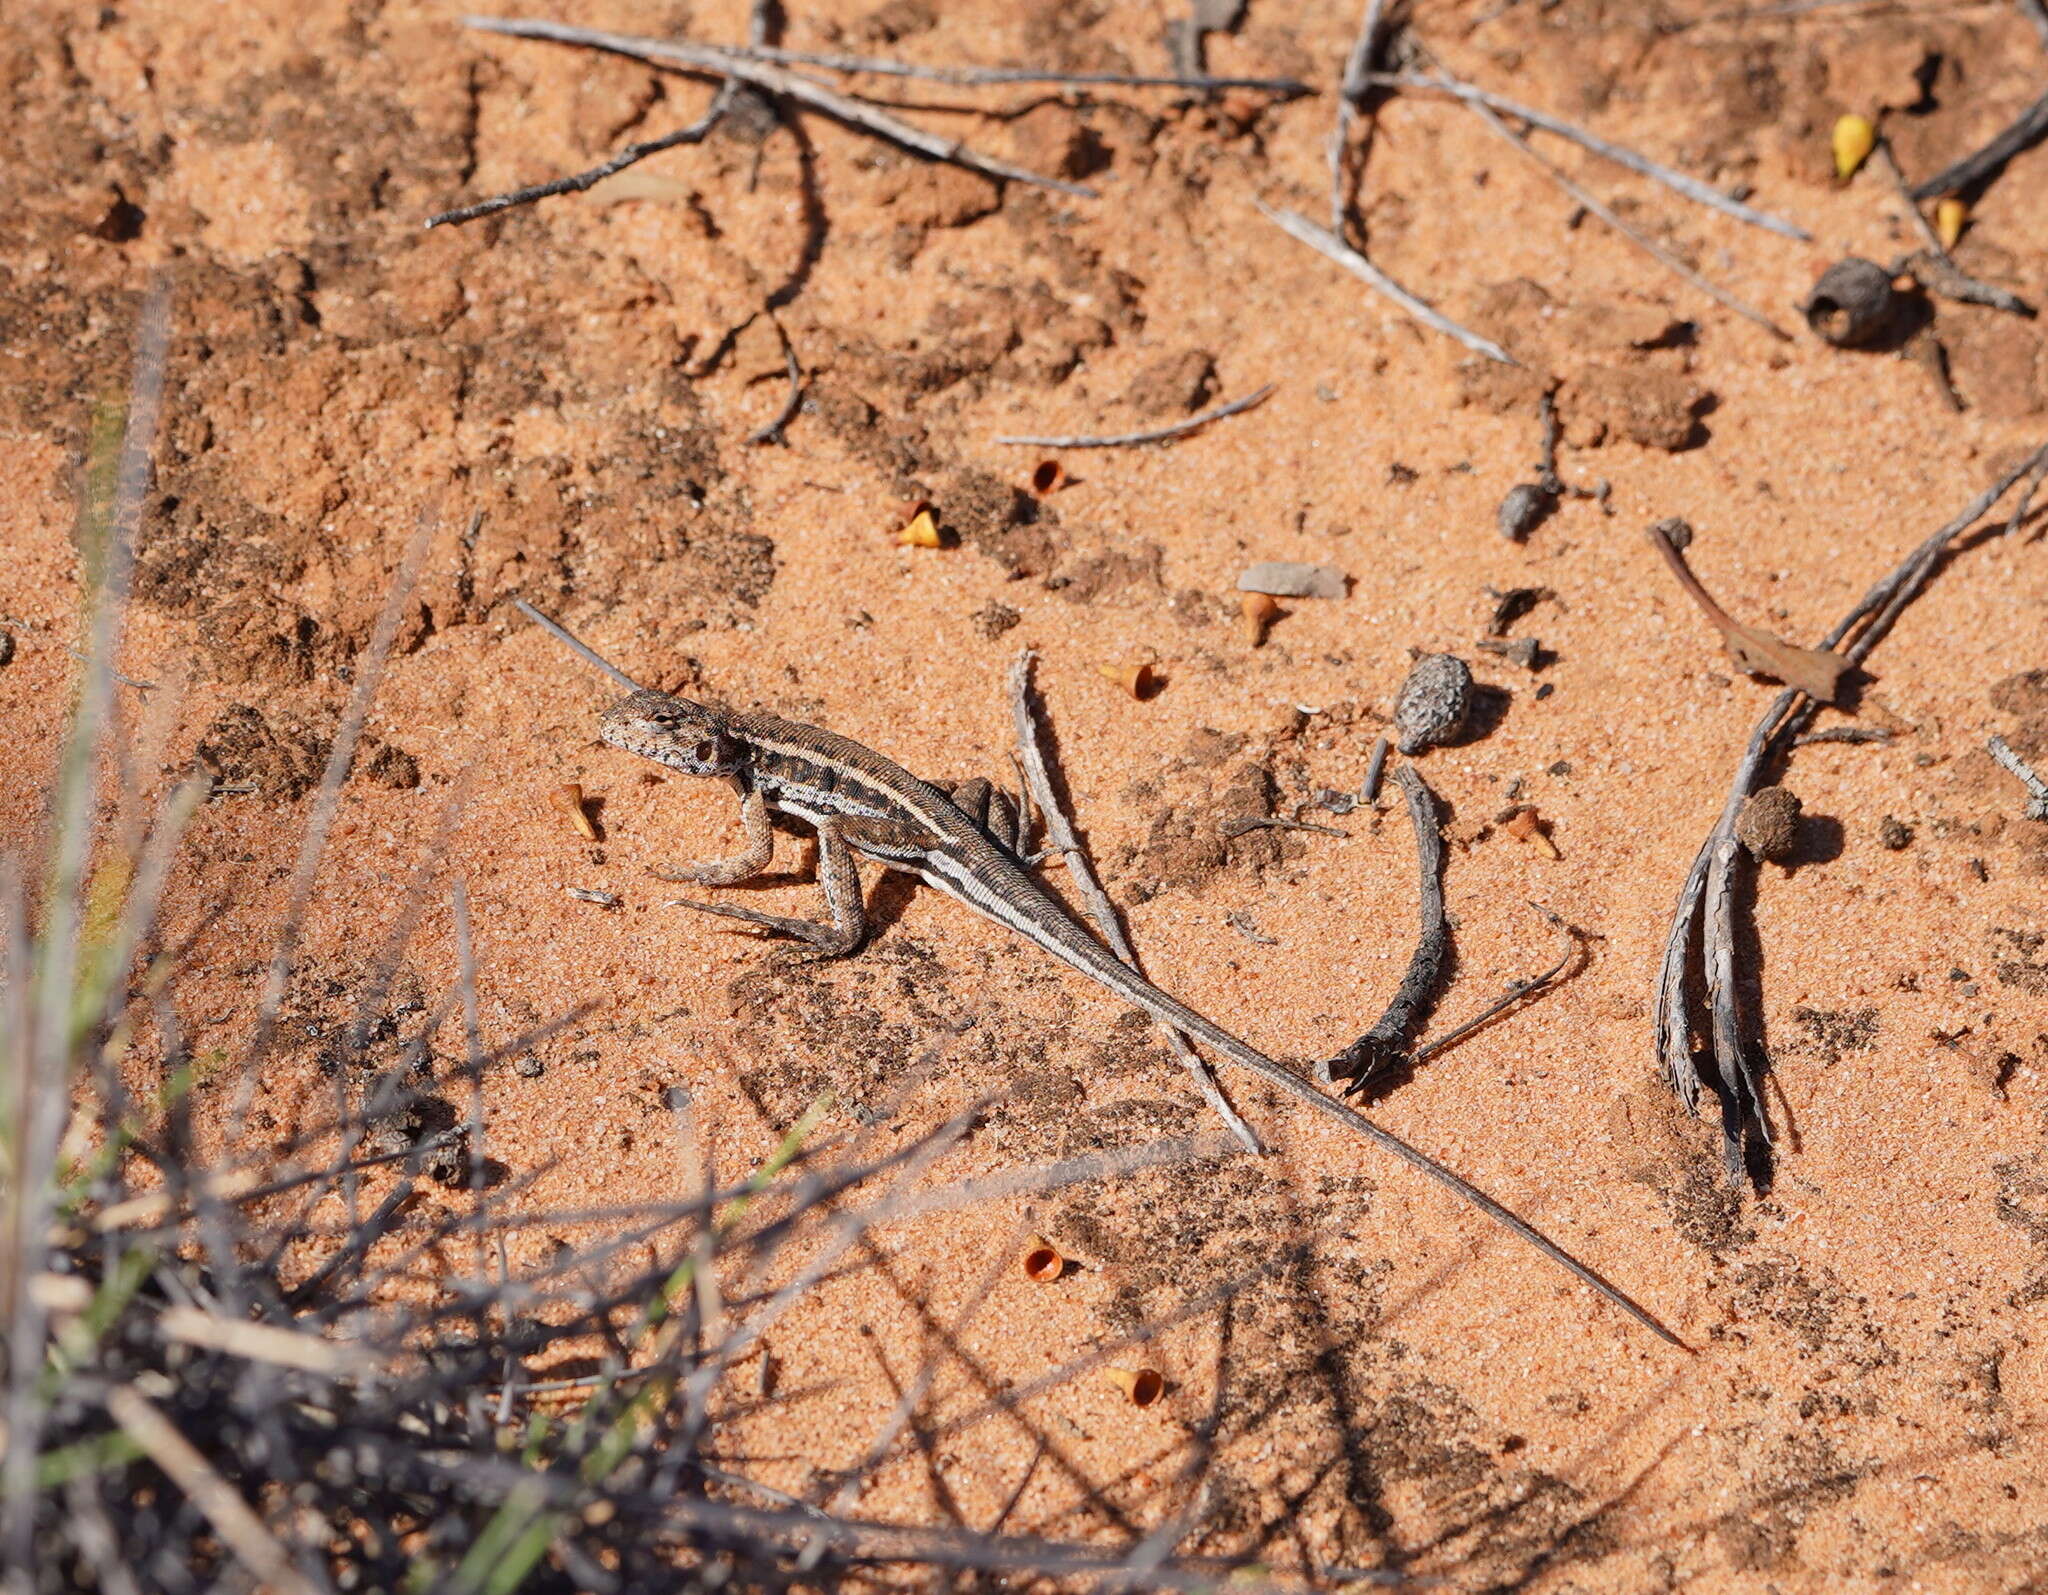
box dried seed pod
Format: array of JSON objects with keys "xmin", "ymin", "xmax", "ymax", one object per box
[
  {"xmin": 1802, "ymin": 258, "xmax": 1897, "ymax": 348},
  {"xmin": 1832, "ymin": 113, "xmax": 1877, "ymax": 180},
  {"xmin": 1735, "ymin": 786, "xmax": 1802, "ymax": 862},
  {"xmin": 898, "ymin": 507, "xmax": 944, "ymax": 548},
  {"xmin": 1497, "ymin": 482, "xmax": 1556, "ymax": 542},
  {"xmin": 1028, "ymin": 459, "xmax": 1065, "ymax": 495},
  {"xmin": 1240, "ymin": 591, "xmax": 1281, "ymax": 647},
  {"xmin": 1503, "ymin": 806, "xmax": 1560, "ymax": 859},
  {"xmin": 1020, "ymin": 1234, "xmax": 1066, "ymax": 1283},
  {"xmin": 1098, "ymin": 660, "xmax": 1158, "ymax": 699},
  {"xmin": 549, "ymin": 783, "xmax": 598, "ymax": 841},
  {"xmin": 1935, "ymin": 197, "xmax": 1967, "ymax": 251},
  {"xmin": 1105, "ymin": 1368, "xmax": 1164, "ymax": 1407},
  {"xmin": 1392, "ymin": 653, "xmax": 1474, "ymax": 755}
]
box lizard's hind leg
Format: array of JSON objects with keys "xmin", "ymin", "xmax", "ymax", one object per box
[{"xmin": 664, "ymin": 815, "xmax": 867, "ymax": 959}]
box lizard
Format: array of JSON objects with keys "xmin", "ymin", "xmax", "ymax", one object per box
[{"xmin": 516, "ymin": 603, "xmax": 1677, "ymax": 1346}]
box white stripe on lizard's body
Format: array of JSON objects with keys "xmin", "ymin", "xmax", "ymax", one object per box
[{"xmin": 595, "ymin": 685, "xmax": 1680, "ymax": 1348}]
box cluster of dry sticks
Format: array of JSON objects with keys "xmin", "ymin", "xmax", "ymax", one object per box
[{"xmin": 1656, "ymin": 444, "xmax": 2048, "ymax": 1182}]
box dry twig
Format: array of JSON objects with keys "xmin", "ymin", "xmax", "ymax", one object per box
[
  {"xmin": 1257, "ymin": 202, "xmax": 1516, "ymax": 363},
  {"xmin": 1907, "ymin": 83, "xmax": 2048, "ymax": 200},
  {"xmin": 994, "ymin": 385, "xmax": 1275, "ymax": 447},
  {"xmin": 1365, "ymin": 68, "xmax": 1812, "ymax": 240}
]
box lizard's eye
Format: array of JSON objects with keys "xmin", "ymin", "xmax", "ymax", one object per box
[{"xmin": 649, "ymin": 712, "xmax": 679, "ymax": 728}]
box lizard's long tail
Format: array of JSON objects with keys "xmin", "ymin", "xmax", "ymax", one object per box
[{"xmin": 964, "ymin": 876, "xmax": 1685, "ymax": 1350}]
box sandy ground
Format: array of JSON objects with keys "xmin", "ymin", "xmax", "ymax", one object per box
[{"xmin": 7, "ymin": 0, "xmax": 2048, "ymax": 1586}]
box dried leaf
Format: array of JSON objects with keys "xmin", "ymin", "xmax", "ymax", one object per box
[{"xmin": 1720, "ymin": 623, "xmax": 1852, "ymax": 703}]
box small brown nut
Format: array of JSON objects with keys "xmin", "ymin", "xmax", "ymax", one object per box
[
  {"xmin": 1105, "ymin": 1368, "xmax": 1164, "ymax": 1407},
  {"xmin": 1735, "ymin": 786, "xmax": 1802, "ymax": 861},
  {"xmin": 1020, "ymin": 1234, "xmax": 1066, "ymax": 1283},
  {"xmin": 1027, "ymin": 459, "xmax": 1065, "ymax": 496},
  {"xmin": 1098, "ymin": 660, "xmax": 1158, "ymax": 699},
  {"xmin": 1240, "ymin": 592, "xmax": 1281, "ymax": 647},
  {"xmin": 550, "ymin": 783, "xmax": 598, "ymax": 841},
  {"xmin": 1393, "ymin": 653, "xmax": 1474, "ymax": 755}
]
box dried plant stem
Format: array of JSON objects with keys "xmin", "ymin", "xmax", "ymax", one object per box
[
  {"xmin": 1328, "ymin": 0, "xmax": 1393, "ymax": 233},
  {"xmin": 679, "ymin": 40, "xmax": 1309, "ymax": 92},
  {"xmin": 513, "ymin": 599, "xmax": 645, "ymax": 690},
  {"xmin": 458, "ymin": 15, "xmax": 1093, "ymax": 197},
  {"xmin": 103, "ymin": 1385, "xmax": 320, "ymax": 1595},
  {"xmin": 1364, "ymin": 68, "xmax": 1812, "ymax": 240},
  {"xmin": 1873, "ymin": 138, "xmax": 2035, "ymax": 316},
  {"xmin": 1008, "ymin": 651, "xmax": 1262, "ymax": 1155},
  {"xmin": 1321, "ymin": 764, "xmax": 1447, "ymax": 1092},
  {"xmin": 1907, "ymin": 83, "xmax": 2048, "ymax": 200},
  {"xmin": 993, "ymin": 385, "xmax": 1275, "ymax": 448},
  {"xmin": 1458, "ymin": 92, "xmax": 1794, "ymax": 341},
  {"xmin": 426, "ymin": 96, "xmax": 735, "ymax": 228},
  {"xmin": 1257, "ymin": 201, "xmax": 1516, "ymax": 364}
]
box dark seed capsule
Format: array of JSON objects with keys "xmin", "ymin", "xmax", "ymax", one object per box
[
  {"xmin": 1802, "ymin": 257, "xmax": 1897, "ymax": 348},
  {"xmin": 1735, "ymin": 785, "xmax": 1802, "ymax": 862},
  {"xmin": 1393, "ymin": 653, "xmax": 1474, "ymax": 755},
  {"xmin": 1649, "ymin": 515, "xmax": 1694, "ymax": 551},
  {"xmin": 1497, "ymin": 482, "xmax": 1557, "ymax": 542}
]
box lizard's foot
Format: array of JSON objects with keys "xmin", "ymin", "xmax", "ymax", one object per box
[{"xmin": 664, "ymin": 896, "xmax": 863, "ymax": 959}]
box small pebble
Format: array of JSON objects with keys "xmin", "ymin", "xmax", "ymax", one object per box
[
  {"xmin": 1393, "ymin": 653, "xmax": 1474, "ymax": 755},
  {"xmin": 1497, "ymin": 482, "xmax": 1556, "ymax": 542},
  {"xmin": 1878, "ymin": 815, "xmax": 1912, "ymax": 850},
  {"xmin": 1735, "ymin": 786, "xmax": 1802, "ymax": 862},
  {"xmin": 1238, "ymin": 561, "xmax": 1348, "ymax": 600},
  {"xmin": 514, "ymin": 1054, "xmax": 545, "ymax": 1079}
]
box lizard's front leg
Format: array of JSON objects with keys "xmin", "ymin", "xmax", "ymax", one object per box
[
  {"xmin": 664, "ymin": 815, "xmax": 868, "ymax": 959},
  {"xmin": 650, "ymin": 782, "xmax": 776, "ymax": 886}
]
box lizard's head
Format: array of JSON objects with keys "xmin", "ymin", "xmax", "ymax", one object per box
[{"xmin": 598, "ymin": 690, "xmax": 743, "ymax": 778}]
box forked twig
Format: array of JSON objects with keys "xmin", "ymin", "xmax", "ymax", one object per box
[
  {"xmin": 1009, "ymin": 651, "xmax": 1263, "ymax": 1155},
  {"xmin": 745, "ymin": 316, "xmax": 805, "ymax": 447},
  {"xmin": 1257, "ymin": 202, "xmax": 1516, "ymax": 364},
  {"xmin": 994, "ymin": 385, "xmax": 1275, "ymax": 448},
  {"xmin": 458, "ymin": 15, "xmax": 1093, "ymax": 197}
]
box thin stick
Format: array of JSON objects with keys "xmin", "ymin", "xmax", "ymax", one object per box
[
  {"xmin": 427, "ymin": 94, "xmax": 734, "ymax": 228},
  {"xmin": 1320, "ymin": 764, "xmax": 1447, "ymax": 1093},
  {"xmin": 103, "ymin": 1385, "xmax": 321, "ymax": 1595},
  {"xmin": 1457, "ymin": 92, "xmax": 1795, "ymax": 341},
  {"xmin": 513, "ymin": 598, "xmax": 645, "ymax": 691},
  {"xmin": 745, "ymin": 318, "xmax": 805, "ymax": 447},
  {"xmin": 672, "ymin": 40, "xmax": 1310, "ymax": 92},
  {"xmin": 459, "ymin": 15, "xmax": 1094, "ymax": 197},
  {"xmin": 1907, "ymin": 83, "xmax": 2048, "ymax": 199},
  {"xmin": 1413, "ymin": 908, "xmax": 1577, "ymax": 1063},
  {"xmin": 1365, "ymin": 69, "xmax": 1812, "ymax": 241},
  {"xmin": 993, "ymin": 384, "xmax": 1276, "ymax": 448},
  {"xmin": 1328, "ymin": 0, "xmax": 1393, "ymax": 234},
  {"xmin": 1988, "ymin": 735, "xmax": 2048, "ymax": 820},
  {"xmin": 1257, "ymin": 202, "xmax": 1517, "ymax": 364},
  {"xmin": 1361, "ymin": 735, "xmax": 1391, "ymax": 805},
  {"xmin": 1008, "ymin": 651, "xmax": 1263, "ymax": 1156}
]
